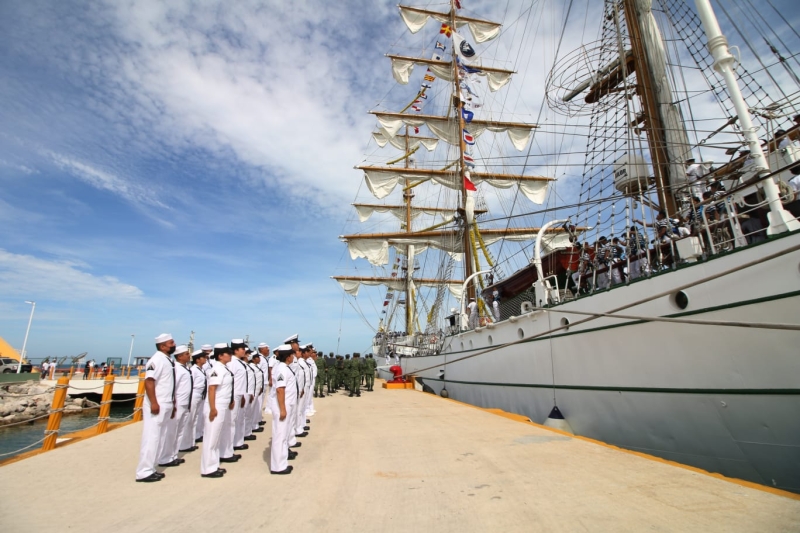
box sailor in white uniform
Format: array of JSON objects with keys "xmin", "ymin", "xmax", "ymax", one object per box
[
  {"xmin": 172, "ymin": 346, "xmax": 198, "ymax": 458},
  {"xmin": 200, "ymin": 344, "xmax": 235, "ymax": 478},
  {"xmin": 190, "ymin": 350, "xmax": 208, "ymax": 443},
  {"xmin": 249, "ymin": 352, "xmax": 265, "ymax": 432},
  {"xmin": 294, "ymin": 346, "xmax": 310, "ymax": 437},
  {"xmin": 157, "ymin": 345, "xmax": 190, "ymax": 468},
  {"xmin": 269, "ymin": 344, "xmax": 296, "ymax": 475},
  {"xmin": 256, "ymin": 343, "xmax": 270, "ymax": 414},
  {"xmin": 135, "ymin": 333, "xmax": 176, "ymax": 483},
  {"xmin": 227, "ymin": 339, "xmax": 250, "ymax": 453},
  {"xmin": 305, "ymin": 344, "xmax": 318, "ymax": 416},
  {"xmin": 241, "ymin": 350, "xmax": 257, "ymax": 442},
  {"xmin": 265, "ymin": 346, "xmax": 278, "ymax": 414},
  {"xmin": 200, "ymin": 344, "xmax": 213, "ymax": 372}
]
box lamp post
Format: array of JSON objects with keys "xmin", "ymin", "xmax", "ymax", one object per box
[
  {"xmin": 18, "ymin": 301, "xmax": 36, "ymax": 374},
  {"xmin": 126, "ymin": 334, "xmax": 135, "ymax": 369}
]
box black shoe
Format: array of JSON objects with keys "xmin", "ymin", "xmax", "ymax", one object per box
[
  {"xmin": 217, "ymin": 468, "xmax": 227, "ymax": 474},
  {"xmin": 306, "ymin": 419, "xmax": 310, "ymax": 423},
  {"xmin": 233, "ymin": 453, "xmax": 242, "ymax": 459},
  {"xmin": 244, "ymin": 435, "xmax": 257, "ymax": 441},
  {"xmin": 157, "ymin": 459, "xmax": 182, "ymax": 467},
  {"xmin": 136, "ymin": 473, "xmax": 162, "ymax": 483},
  {"xmin": 349, "ymin": 393, "xmax": 353, "ymax": 397},
  {"xmin": 155, "ymin": 472, "xmax": 166, "ymax": 479},
  {"xmin": 201, "ymin": 470, "xmax": 224, "ymax": 478},
  {"xmin": 288, "ymin": 452, "xmax": 298, "ymax": 460},
  {"xmin": 219, "ymin": 456, "xmax": 239, "ymax": 463},
  {"xmin": 252, "ymin": 427, "xmax": 264, "ymax": 433},
  {"xmin": 319, "ymin": 394, "xmax": 325, "ymax": 398},
  {"xmin": 179, "ymin": 446, "xmax": 198, "ymax": 453},
  {"xmin": 271, "ymin": 467, "xmax": 293, "ymax": 475},
  {"xmin": 313, "ymin": 393, "xmax": 318, "ymax": 397},
  {"xmin": 357, "ymin": 393, "xmax": 361, "ymax": 397},
  {"xmin": 296, "ymin": 432, "xmax": 308, "ymax": 438},
  {"xmin": 258, "ymin": 421, "xmax": 266, "ymax": 426},
  {"xmin": 289, "ymin": 442, "xmax": 302, "ymax": 448},
  {"xmin": 195, "ymin": 437, "xmax": 203, "ymax": 443},
  {"xmin": 234, "ymin": 444, "xmax": 249, "ymax": 450},
  {"xmin": 303, "ymin": 426, "xmax": 310, "ymax": 431}
]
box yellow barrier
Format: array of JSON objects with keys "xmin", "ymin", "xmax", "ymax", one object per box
[
  {"xmin": 42, "ymin": 377, "xmax": 69, "ymax": 452},
  {"xmin": 132, "ymin": 374, "xmax": 146, "ymax": 422},
  {"xmin": 96, "ymin": 375, "xmax": 115, "ymax": 435}
]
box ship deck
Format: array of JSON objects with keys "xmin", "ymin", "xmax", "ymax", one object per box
[{"xmin": 1, "ymin": 383, "xmax": 798, "ymax": 532}]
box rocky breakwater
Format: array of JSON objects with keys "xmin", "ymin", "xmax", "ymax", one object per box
[{"xmin": 0, "ymin": 381, "xmax": 99, "ymax": 427}]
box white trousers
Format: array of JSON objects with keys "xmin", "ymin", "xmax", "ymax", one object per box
[
  {"xmin": 229, "ymin": 395, "xmax": 243, "ymax": 453},
  {"xmin": 158, "ymin": 406, "xmax": 179, "ymax": 465},
  {"xmin": 295, "ymin": 391, "xmax": 306, "ymax": 434},
  {"xmin": 177, "ymin": 403, "xmax": 194, "ymax": 452},
  {"xmin": 135, "ymin": 401, "xmax": 173, "ymax": 479},
  {"xmin": 252, "ymin": 393, "xmax": 263, "ymax": 430},
  {"xmin": 243, "ymin": 396, "xmax": 254, "ymax": 438},
  {"xmin": 269, "ymin": 397, "xmax": 290, "ymax": 472},
  {"xmin": 288, "ymin": 397, "xmax": 299, "ymax": 445},
  {"xmin": 200, "ymin": 402, "xmax": 230, "ymax": 475},
  {"xmin": 191, "ymin": 394, "xmax": 205, "ymax": 440}
]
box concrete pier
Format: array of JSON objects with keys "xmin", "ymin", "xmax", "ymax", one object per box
[{"xmin": 0, "ymin": 384, "xmax": 798, "ymax": 532}]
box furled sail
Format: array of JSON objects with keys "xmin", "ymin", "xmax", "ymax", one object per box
[
  {"xmin": 359, "ymin": 166, "xmax": 551, "ymax": 203},
  {"xmin": 332, "ymin": 276, "xmax": 463, "ymax": 300},
  {"xmin": 371, "ymin": 131, "xmax": 439, "ymax": 152},
  {"xmin": 398, "ymin": 5, "xmax": 501, "ymax": 43},
  {"xmin": 352, "ymin": 203, "xmax": 455, "ymax": 223},
  {"xmin": 373, "ymin": 112, "xmax": 535, "ymax": 151},
  {"xmin": 341, "ymin": 228, "xmax": 562, "ymax": 266},
  {"xmin": 388, "ymin": 55, "xmax": 514, "ymax": 91}
]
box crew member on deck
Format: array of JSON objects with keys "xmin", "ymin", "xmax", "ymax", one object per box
[
  {"xmin": 190, "ymin": 350, "xmax": 208, "ymax": 444},
  {"xmin": 227, "ymin": 339, "xmax": 250, "ymax": 455},
  {"xmin": 173, "ymin": 345, "xmax": 198, "ymax": 457},
  {"xmin": 269, "ymin": 344, "xmax": 296, "ymax": 475},
  {"xmin": 135, "ymin": 333, "xmax": 176, "ymax": 483},
  {"xmin": 200, "ymin": 343, "xmax": 235, "ymax": 478}
]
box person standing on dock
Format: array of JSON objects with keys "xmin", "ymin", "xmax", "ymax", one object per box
[
  {"xmin": 227, "ymin": 339, "xmax": 249, "ymax": 455},
  {"xmin": 241, "ymin": 349, "xmax": 257, "ymax": 443},
  {"xmin": 200, "ymin": 343, "xmax": 235, "ymax": 478},
  {"xmin": 190, "ymin": 350, "xmax": 208, "ymax": 444},
  {"xmin": 162, "ymin": 345, "xmax": 193, "ymax": 464},
  {"xmin": 249, "ymin": 351, "xmax": 265, "ymax": 433},
  {"xmin": 135, "ymin": 333, "xmax": 176, "ymax": 483},
  {"xmin": 257, "ymin": 343, "xmax": 270, "ymax": 415},
  {"xmin": 269, "ymin": 344, "xmax": 296, "ymax": 475}
]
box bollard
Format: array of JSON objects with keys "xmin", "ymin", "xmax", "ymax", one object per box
[
  {"xmin": 42, "ymin": 376, "xmax": 70, "ymax": 451},
  {"xmin": 132, "ymin": 374, "xmax": 146, "ymax": 422},
  {"xmin": 96, "ymin": 375, "xmax": 116, "ymax": 435}
]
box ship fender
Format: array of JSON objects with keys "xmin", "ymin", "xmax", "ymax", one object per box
[{"xmin": 543, "ymin": 405, "xmax": 574, "ymax": 434}]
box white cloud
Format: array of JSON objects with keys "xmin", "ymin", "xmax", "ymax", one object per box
[{"xmin": 0, "ymin": 249, "xmax": 143, "ymax": 301}]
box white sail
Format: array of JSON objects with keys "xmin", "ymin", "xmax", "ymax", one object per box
[
  {"xmin": 352, "ymin": 203, "xmax": 452, "ymax": 223},
  {"xmin": 333, "ymin": 277, "xmax": 463, "ymax": 300},
  {"xmin": 388, "ymin": 55, "xmax": 513, "ymax": 91},
  {"xmin": 398, "ymin": 6, "xmax": 501, "ymax": 43},
  {"xmin": 371, "ymin": 131, "xmax": 438, "ymax": 152}
]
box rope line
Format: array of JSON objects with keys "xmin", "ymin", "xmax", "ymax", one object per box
[{"xmin": 0, "ymin": 436, "xmax": 48, "ymax": 457}]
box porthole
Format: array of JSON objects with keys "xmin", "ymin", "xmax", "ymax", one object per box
[
  {"xmin": 517, "ymin": 328, "xmax": 525, "ymax": 339},
  {"xmin": 671, "ymin": 290, "xmax": 689, "ymax": 310},
  {"xmin": 488, "ymin": 335, "xmax": 493, "ymax": 346},
  {"xmin": 560, "ymin": 317, "xmax": 570, "ymax": 330}
]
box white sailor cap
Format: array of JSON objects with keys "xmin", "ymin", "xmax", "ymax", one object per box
[
  {"xmin": 231, "ymin": 338, "xmax": 245, "ymax": 345},
  {"xmin": 213, "ymin": 343, "xmax": 228, "ymax": 349},
  {"xmin": 173, "ymin": 345, "xmax": 189, "ymax": 356},
  {"xmin": 275, "ymin": 344, "xmax": 291, "ymax": 351},
  {"xmin": 257, "ymin": 342, "xmax": 269, "ymax": 348},
  {"xmin": 284, "ymin": 334, "xmax": 299, "ymax": 344},
  {"xmin": 155, "ymin": 333, "xmax": 173, "ymax": 344},
  {"xmin": 191, "ymin": 350, "xmax": 205, "ymax": 358},
  {"xmin": 200, "ymin": 344, "xmax": 213, "ymax": 351}
]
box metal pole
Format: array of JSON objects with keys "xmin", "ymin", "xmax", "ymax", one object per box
[
  {"xmin": 18, "ymin": 301, "xmax": 35, "ymax": 373},
  {"xmin": 126, "ymin": 334, "xmax": 135, "ymax": 368},
  {"xmin": 459, "ymin": 269, "xmax": 491, "ymax": 331},
  {"xmin": 694, "ymin": 0, "xmax": 799, "ymax": 235}
]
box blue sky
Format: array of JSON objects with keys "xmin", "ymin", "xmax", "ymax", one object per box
[{"xmin": 1, "ymin": 0, "xmax": 797, "ymax": 362}]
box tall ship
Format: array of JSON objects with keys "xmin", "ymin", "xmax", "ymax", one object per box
[{"xmin": 334, "ymin": 0, "xmax": 800, "ymax": 492}]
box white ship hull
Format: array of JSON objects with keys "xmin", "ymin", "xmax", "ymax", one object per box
[{"xmin": 402, "ymin": 233, "xmax": 800, "ymax": 492}]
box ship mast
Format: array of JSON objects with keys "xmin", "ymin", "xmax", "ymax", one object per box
[
  {"xmin": 450, "ymin": 0, "xmax": 475, "ymax": 303},
  {"xmin": 621, "ymin": 0, "xmax": 691, "ymax": 216},
  {"xmin": 403, "ymin": 126, "xmax": 415, "ymax": 334}
]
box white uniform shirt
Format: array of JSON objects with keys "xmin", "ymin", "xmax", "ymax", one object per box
[
  {"xmin": 270, "ymin": 362, "xmax": 297, "ymax": 407},
  {"xmin": 191, "ymin": 365, "xmax": 207, "ymax": 401},
  {"xmin": 468, "ymin": 301, "xmax": 477, "ymax": 315},
  {"xmin": 174, "ymin": 363, "xmax": 193, "ymax": 408},
  {"xmin": 244, "ymin": 361, "xmax": 256, "ymax": 396},
  {"xmin": 250, "ymin": 362, "xmax": 264, "ymax": 395},
  {"xmin": 207, "ymin": 360, "xmax": 234, "ymax": 407},
  {"xmin": 227, "ymin": 357, "xmax": 249, "ymax": 398},
  {"xmin": 308, "ymin": 359, "xmax": 318, "ymax": 383},
  {"xmin": 295, "ymin": 358, "xmax": 308, "ymax": 393},
  {"xmin": 144, "ymin": 351, "xmax": 175, "ymax": 406},
  {"xmin": 267, "ymin": 356, "xmax": 278, "ymax": 385}
]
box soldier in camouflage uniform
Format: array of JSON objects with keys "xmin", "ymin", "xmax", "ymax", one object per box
[
  {"xmin": 325, "ymin": 353, "xmax": 336, "ymax": 394},
  {"xmin": 365, "ymin": 354, "xmax": 376, "ymax": 391},
  {"xmin": 314, "ymin": 351, "xmax": 326, "ymax": 398},
  {"xmin": 348, "ymin": 353, "xmax": 361, "ymax": 397}
]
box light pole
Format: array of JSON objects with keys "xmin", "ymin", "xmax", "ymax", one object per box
[
  {"xmin": 18, "ymin": 301, "xmax": 36, "ymax": 374},
  {"xmin": 126, "ymin": 334, "xmax": 135, "ymax": 369}
]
